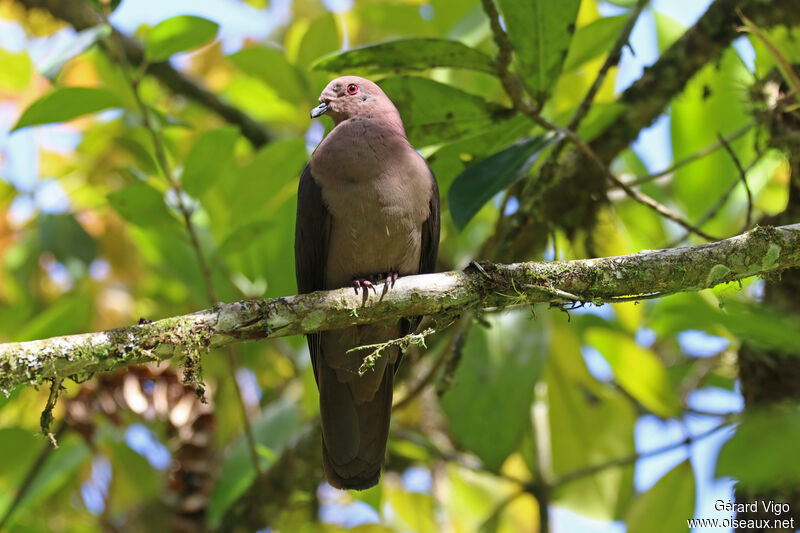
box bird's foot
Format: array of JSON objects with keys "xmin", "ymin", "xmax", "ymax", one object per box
[{"xmin": 352, "ymin": 272, "xmax": 399, "ymax": 295}]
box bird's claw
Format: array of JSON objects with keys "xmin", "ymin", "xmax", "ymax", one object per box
[
  {"xmin": 353, "ymin": 278, "xmax": 377, "ymax": 294},
  {"xmin": 352, "ymin": 272, "xmax": 399, "ymax": 294}
]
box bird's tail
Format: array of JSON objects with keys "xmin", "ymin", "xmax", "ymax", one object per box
[{"xmin": 317, "ymin": 356, "xmax": 394, "ymax": 490}]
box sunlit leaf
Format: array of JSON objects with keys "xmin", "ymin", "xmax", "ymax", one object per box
[
  {"xmin": 563, "ymin": 15, "xmax": 627, "ymax": 73},
  {"xmin": 717, "ymin": 407, "xmax": 800, "ymax": 490},
  {"xmin": 182, "ymin": 126, "xmax": 240, "ymax": 197},
  {"xmin": 0, "ymin": 47, "xmax": 32, "ymax": 91},
  {"xmin": 440, "ymin": 311, "xmax": 549, "ymax": 470},
  {"xmin": 386, "ymin": 483, "xmax": 438, "ymax": 533},
  {"xmin": 497, "ymin": 0, "xmax": 580, "ymax": 104},
  {"xmin": 296, "ymin": 13, "xmax": 340, "ymax": 68},
  {"xmin": 12, "ymin": 87, "xmax": 122, "ymax": 130},
  {"xmin": 448, "ymin": 133, "xmax": 557, "ymax": 230},
  {"xmin": 626, "ymin": 461, "xmax": 695, "ymax": 533},
  {"xmin": 548, "ymin": 321, "xmax": 636, "ymax": 519},
  {"xmin": 585, "ymin": 328, "xmax": 682, "ymax": 417},
  {"xmin": 378, "ymin": 76, "xmax": 514, "ymax": 147},
  {"xmin": 145, "ymin": 15, "xmax": 219, "ymax": 62},
  {"xmin": 313, "ymin": 38, "xmax": 496, "ymax": 74},
  {"xmin": 229, "ymin": 45, "xmax": 309, "ymax": 105}
]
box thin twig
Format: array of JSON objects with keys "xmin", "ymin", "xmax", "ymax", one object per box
[
  {"xmin": 623, "ymin": 122, "xmax": 755, "ymax": 186},
  {"xmin": 566, "ymin": 0, "xmax": 649, "ymax": 133},
  {"xmin": 480, "ymin": 0, "xmax": 718, "ymax": 242},
  {"xmin": 717, "ymin": 132, "xmax": 753, "ymax": 231}
]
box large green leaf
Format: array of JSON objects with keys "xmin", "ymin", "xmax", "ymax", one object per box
[
  {"xmin": 548, "ymin": 322, "xmax": 636, "ymax": 519},
  {"xmin": 207, "ymin": 400, "xmax": 302, "ymax": 528},
  {"xmin": 313, "ymin": 38, "xmax": 496, "ymax": 74},
  {"xmin": 448, "ymin": 133, "xmax": 557, "ymax": 230},
  {"xmin": 145, "ymin": 15, "xmax": 219, "ymax": 62},
  {"xmin": 378, "ymin": 76, "xmax": 514, "ymax": 148},
  {"xmin": 16, "ymin": 291, "xmax": 94, "ymax": 342},
  {"xmin": 107, "ymin": 182, "xmax": 180, "ymax": 231},
  {"xmin": 0, "ymin": 428, "xmax": 43, "ymax": 515},
  {"xmin": 626, "ymin": 461, "xmax": 695, "ymax": 533},
  {"xmin": 296, "ymin": 13, "xmax": 340, "ymax": 68},
  {"xmin": 182, "ymin": 126, "xmax": 240, "ymax": 197},
  {"xmin": 38, "ymin": 213, "xmax": 97, "ymax": 267},
  {"xmin": 229, "ymin": 45, "xmax": 310, "ymax": 105},
  {"xmin": 585, "ymin": 328, "xmax": 682, "ymax": 417},
  {"xmin": 440, "ymin": 310, "xmax": 548, "ymax": 470},
  {"xmin": 12, "ymin": 87, "xmax": 121, "ymax": 130},
  {"xmin": 717, "ymin": 407, "xmax": 800, "ymax": 490},
  {"xmin": 563, "ymin": 15, "xmax": 627, "ymax": 73},
  {"xmin": 496, "ymin": 0, "xmax": 580, "ymax": 104}
]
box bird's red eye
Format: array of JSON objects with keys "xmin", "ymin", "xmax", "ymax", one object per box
[{"xmin": 346, "ymin": 84, "xmax": 359, "ymax": 95}]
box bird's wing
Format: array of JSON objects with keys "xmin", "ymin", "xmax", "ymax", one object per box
[{"xmin": 294, "ymin": 164, "xmax": 331, "ymax": 384}]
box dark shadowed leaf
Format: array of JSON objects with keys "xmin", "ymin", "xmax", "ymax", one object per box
[
  {"xmin": 717, "ymin": 408, "xmax": 800, "ymax": 490},
  {"xmin": 379, "ymin": 76, "xmax": 515, "ymax": 148},
  {"xmin": 38, "ymin": 213, "xmax": 97, "ymax": 266},
  {"xmin": 182, "ymin": 126, "xmax": 240, "ymax": 197},
  {"xmin": 497, "ymin": 0, "xmax": 580, "ymax": 104},
  {"xmin": 313, "ymin": 38, "xmax": 496, "ymax": 74},
  {"xmin": 12, "ymin": 87, "xmax": 121, "ymax": 130},
  {"xmin": 207, "ymin": 400, "xmax": 302, "ymax": 528},
  {"xmin": 440, "ymin": 310, "xmax": 548, "ymax": 470},
  {"xmin": 145, "ymin": 15, "xmax": 218, "ymax": 62},
  {"xmin": 448, "ymin": 133, "xmax": 557, "ymax": 230},
  {"xmin": 626, "ymin": 461, "xmax": 695, "ymax": 533},
  {"xmin": 107, "ymin": 182, "xmax": 179, "ymax": 230}
]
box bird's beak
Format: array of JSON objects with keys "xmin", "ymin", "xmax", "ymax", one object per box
[{"xmin": 310, "ymin": 102, "xmax": 329, "ymax": 118}]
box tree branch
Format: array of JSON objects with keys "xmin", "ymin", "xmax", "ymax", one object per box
[
  {"xmin": 2, "ymin": 224, "xmax": 799, "ymax": 391},
  {"xmin": 17, "ymin": 0, "xmax": 273, "ymax": 148}
]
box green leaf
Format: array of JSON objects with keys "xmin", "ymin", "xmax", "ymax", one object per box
[
  {"xmin": 585, "ymin": 328, "xmax": 682, "ymax": 417},
  {"xmin": 717, "ymin": 407, "xmax": 800, "ymax": 490},
  {"xmin": 229, "ymin": 45, "xmax": 309, "ymax": 105},
  {"xmin": 5, "ymin": 435, "xmax": 91, "ymax": 525},
  {"xmin": 0, "ymin": 428, "xmax": 43, "ymax": 516},
  {"xmin": 39, "ymin": 24, "xmax": 112, "ymax": 79},
  {"xmin": 548, "ymin": 322, "xmax": 636, "ymax": 519},
  {"xmin": 296, "ymin": 13, "xmax": 340, "ymax": 68},
  {"xmin": 497, "ymin": 0, "xmax": 580, "ymax": 104},
  {"xmin": 313, "ymin": 38, "xmax": 496, "ymax": 74},
  {"xmin": 670, "ymin": 47, "xmax": 754, "ymax": 224},
  {"xmin": 448, "ymin": 133, "xmax": 557, "ymax": 230},
  {"xmin": 182, "ymin": 126, "xmax": 240, "ymax": 197},
  {"xmin": 145, "ymin": 15, "xmax": 219, "ymax": 62},
  {"xmin": 207, "ymin": 400, "xmax": 301, "ymax": 528},
  {"xmin": 107, "ymin": 182, "xmax": 179, "ymax": 230},
  {"xmin": 386, "ymin": 484, "xmax": 439, "ymax": 533},
  {"xmin": 440, "ymin": 310, "xmax": 549, "ymax": 470},
  {"xmin": 38, "ymin": 213, "xmax": 97, "ymax": 267},
  {"xmin": 0, "ymin": 47, "xmax": 32, "ymax": 91},
  {"xmin": 12, "ymin": 87, "xmax": 121, "ymax": 130},
  {"xmin": 16, "ymin": 292, "xmax": 93, "ymax": 342},
  {"xmin": 626, "ymin": 461, "xmax": 695, "ymax": 533},
  {"xmin": 563, "ymin": 15, "xmax": 627, "ymax": 73},
  {"xmin": 378, "ymin": 76, "xmax": 514, "ymax": 148}
]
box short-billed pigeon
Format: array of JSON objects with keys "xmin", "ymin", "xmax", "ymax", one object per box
[{"xmin": 295, "ymin": 76, "xmax": 440, "ymax": 490}]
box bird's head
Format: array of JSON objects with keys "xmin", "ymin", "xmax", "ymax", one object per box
[{"xmin": 310, "ymin": 76, "xmax": 398, "ymax": 125}]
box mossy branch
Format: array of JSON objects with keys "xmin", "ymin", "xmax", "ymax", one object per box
[{"xmin": 1, "ymin": 224, "xmax": 799, "ymax": 391}]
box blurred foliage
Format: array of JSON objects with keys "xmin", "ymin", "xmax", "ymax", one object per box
[{"xmin": 0, "ymin": 0, "xmax": 798, "ymax": 531}]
